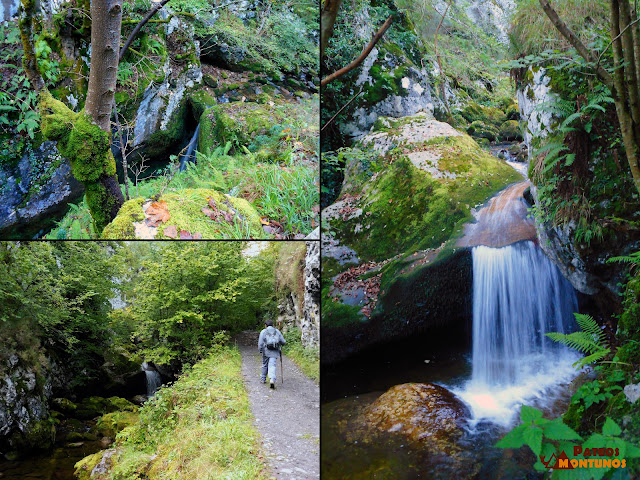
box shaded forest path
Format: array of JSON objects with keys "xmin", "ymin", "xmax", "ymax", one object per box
[{"xmin": 236, "ymin": 331, "xmax": 320, "ymax": 479}]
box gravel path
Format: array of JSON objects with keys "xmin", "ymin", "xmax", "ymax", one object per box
[{"xmin": 236, "ymin": 331, "xmax": 320, "ymax": 480}]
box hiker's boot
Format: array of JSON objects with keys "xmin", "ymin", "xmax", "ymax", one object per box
[
  {"xmin": 270, "ymin": 381, "xmax": 275, "ymax": 389},
  {"xmin": 261, "ymin": 378, "xmax": 266, "ymax": 384}
]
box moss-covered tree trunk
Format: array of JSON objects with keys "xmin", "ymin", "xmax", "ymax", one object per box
[
  {"xmin": 83, "ymin": 0, "xmax": 125, "ymax": 228},
  {"xmin": 19, "ymin": 0, "xmax": 124, "ymax": 232}
]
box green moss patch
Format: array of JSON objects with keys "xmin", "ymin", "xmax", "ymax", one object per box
[
  {"xmin": 330, "ymin": 134, "xmax": 521, "ymax": 262},
  {"xmin": 103, "ymin": 189, "xmax": 264, "ymax": 239}
]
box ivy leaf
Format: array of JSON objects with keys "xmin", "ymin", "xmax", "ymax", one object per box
[
  {"xmin": 543, "ymin": 418, "xmax": 582, "ymax": 441},
  {"xmin": 523, "ymin": 426, "xmax": 543, "ymax": 455},
  {"xmin": 520, "ymin": 405, "xmax": 543, "ymax": 423},
  {"xmin": 601, "ymin": 418, "xmax": 622, "ymax": 437}
]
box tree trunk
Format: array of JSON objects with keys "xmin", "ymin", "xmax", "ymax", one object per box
[
  {"xmin": 538, "ymin": 0, "xmax": 640, "ymax": 195},
  {"xmin": 320, "ymin": 0, "xmax": 343, "ymax": 67},
  {"xmin": 84, "ymin": 0, "xmax": 125, "ymax": 229}
]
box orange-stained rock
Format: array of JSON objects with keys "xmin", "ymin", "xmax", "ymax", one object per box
[{"xmin": 355, "ymin": 383, "xmax": 470, "ymax": 454}]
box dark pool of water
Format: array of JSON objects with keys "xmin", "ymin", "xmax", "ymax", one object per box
[
  {"xmin": 0, "ymin": 439, "xmax": 105, "ymax": 480},
  {"xmin": 321, "ymin": 334, "xmax": 573, "ymax": 480}
]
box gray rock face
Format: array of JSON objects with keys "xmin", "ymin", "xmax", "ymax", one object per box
[
  {"xmin": 0, "ymin": 0, "xmax": 19, "ymax": 22},
  {"xmin": 302, "ymin": 239, "xmax": 320, "ymax": 349},
  {"xmin": 133, "ymin": 13, "xmax": 202, "ymax": 148},
  {"xmin": 517, "ymin": 67, "xmax": 558, "ymax": 156},
  {"xmin": 0, "ymin": 141, "xmax": 83, "ymax": 238},
  {"xmin": 0, "ymin": 356, "xmax": 51, "ymax": 447}
]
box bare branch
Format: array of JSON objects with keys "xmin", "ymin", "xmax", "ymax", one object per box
[
  {"xmin": 321, "ymin": 15, "xmax": 394, "ymax": 87},
  {"xmin": 119, "ymin": 0, "xmax": 172, "ymax": 62}
]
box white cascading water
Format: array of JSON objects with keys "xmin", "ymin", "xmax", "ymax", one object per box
[
  {"xmin": 456, "ymin": 240, "xmax": 579, "ymax": 426},
  {"xmin": 142, "ymin": 362, "xmax": 162, "ymax": 397}
]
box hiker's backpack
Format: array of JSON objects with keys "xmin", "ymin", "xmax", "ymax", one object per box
[{"xmin": 265, "ymin": 328, "xmax": 280, "ymax": 351}]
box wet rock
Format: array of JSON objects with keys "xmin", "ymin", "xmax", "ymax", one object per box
[
  {"xmin": 75, "ymin": 447, "xmax": 118, "ymax": 480},
  {"xmin": 0, "ymin": 141, "xmax": 83, "ymax": 238},
  {"xmin": 517, "ymin": 67, "xmax": 558, "ymax": 157},
  {"xmin": 355, "ymin": 383, "xmax": 470, "ymax": 454}
]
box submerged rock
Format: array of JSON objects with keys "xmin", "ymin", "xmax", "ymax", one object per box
[{"xmin": 358, "ymin": 383, "xmax": 469, "ymax": 450}]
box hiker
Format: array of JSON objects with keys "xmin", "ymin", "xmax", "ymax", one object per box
[{"xmin": 258, "ymin": 319, "xmax": 286, "ymax": 389}]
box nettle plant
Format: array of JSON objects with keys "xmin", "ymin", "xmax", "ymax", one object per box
[{"xmin": 497, "ymin": 406, "xmax": 640, "ymax": 479}]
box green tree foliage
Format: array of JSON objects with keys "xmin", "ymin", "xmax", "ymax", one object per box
[
  {"xmin": 0, "ymin": 242, "xmax": 116, "ymax": 385},
  {"xmin": 121, "ymin": 242, "xmax": 276, "ymax": 364}
]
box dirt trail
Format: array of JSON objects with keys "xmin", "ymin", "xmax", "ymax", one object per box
[{"xmin": 236, "ymin": 331, "xmax": 320, "ymax": 480}]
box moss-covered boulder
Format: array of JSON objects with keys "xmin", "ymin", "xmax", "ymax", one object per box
[
  {"xmin": 75, "ymin": 396, "xmax": 137, "ymax": 420},
  {"xmin": 198, "ymin": 97, "xmax": 319, "ymax": 160},
  {"xmin": 75, "ymin": 448, "xmax": 118, "ymax": 480},
  {"xmin": 94, "ymin": 411, "xmax": 139, "ymax": 438},
  {"xmin": 498, "ymin": 120, "xmax": 523, "ymax": 141},
  {"xmin": 102, "ymin": 189, "xmax": 264, "ymax": 239},
  {"xmin": 321, "ymin": 113, "xmax": 521, "ymax": 363}
]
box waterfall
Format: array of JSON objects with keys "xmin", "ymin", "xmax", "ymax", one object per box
[
  {"xmin": 456, "ymin": 240, "xmax": 579, "ymax": 425},
  {"xmin": 179, "ymin": 123, "xmax": 200, "ymax": 172},
  {"xmin": 142, "ymin": 362, "xmax": 162, "ymax": 397}
]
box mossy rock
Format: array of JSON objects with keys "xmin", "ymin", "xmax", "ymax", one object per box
[
  {"xmin": 52, "ymin": 397, "xmax": 78, "ymax": 414},
  {"xmin": 190, "ymin": 90, "xmax": 218, "ymax": 119},
  {"xmin": 103, "ymin": 189, "xmax": 264, "ymax": 239},
  {"xmin": 8, "ymin": 418, "xmax": 56, "ymax": 453},
  {"xmin": 75, "ymin": 396, "xmax": 137, "ymax": 420},
  {"xmin": 467, "ymin": 121, "xmax": 498, "ymax": 142},
  {"xmin": 203, "ymin": 74, "xmax": 218, "ymax": 88},
  {"xmin": 66, "ymin": 431, "xmax": 99, "ymax": 442},
  {"xmin": 506, "ymin": 104, "xmax": 520, "ymax": 121},
  {"xmin": 94, "ymin": 411, "xmax": 139, "ymax": 438},
  {"xmin": 198, "ymin": 99, "xmax": 317, "ymax": 158},
  {"xmin": 101, "ymin": 198, "xmax": 145, "ymax": 239},
  {"xmin": 75, "ymin": 448, "xmax": 118, "ymax": 480},
  {"xmin": 498, "ymin": 120, "xmax": 523, "ymax": 142}
]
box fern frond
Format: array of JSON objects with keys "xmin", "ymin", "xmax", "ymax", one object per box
[
  {"xmin": 573, "ymin": 348, "xmax": 610, "ymax": 369},
  {"xmin": 607, "ymin": 251, "xmax": 640, "ymax": 265},
  {"xmin": 546, "ymin": 331, "xmax": 603, "ymax": 355},
  {"xmin": 574, "ymin": 313, "xmax": 607, "ymax": 344}
]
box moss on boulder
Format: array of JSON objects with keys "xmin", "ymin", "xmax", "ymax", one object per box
[
  {"xmin": 94, "ymin": 411, "xmax": 139, "ymax": 438},
  {"xmin": 75, "ymin": 396, "xmax": 137, "ymax": 420},
  {"xmin": 102, "ymin": 189, "xmax": 264, "ymax": 239}
]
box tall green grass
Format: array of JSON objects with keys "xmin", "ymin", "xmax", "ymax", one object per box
[{"xmin": 76, "ymin": 346, "xmax": 268, "ymax": 480}]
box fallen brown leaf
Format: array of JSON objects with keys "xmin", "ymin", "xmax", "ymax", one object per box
[
  {"xmin": 163, "ymin": 225, "xmax": 178, "ymax": 239},
  {"xmin": 145, "ymin": 201, "xmax": 170, "ymax": 227},
  {"xmin": 179, "ymin": 230, "xmax": 193, "ymax": 240}
]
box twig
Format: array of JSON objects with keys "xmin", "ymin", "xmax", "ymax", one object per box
[
  {"xmin": 119, "ymin": 0, "xmax": 172, "ymax": 62},
  {"xmin": 596, "ymin": 16, "xmax": 640, "ymax": 72},
  {"xmin": 321, "ymin": 15, "xmax": 394, "ymax": 87},
  {"xmin": 321, "ymin": 85, "xmax": 364, "ymax": 132}
]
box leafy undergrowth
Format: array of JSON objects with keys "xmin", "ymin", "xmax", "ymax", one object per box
[
  {"xmin": 282, "ymin": 327, "xmax": 319, "ymax": 383},
  {"xmin": 46, "ymin": 142, "xmax": 318, "ymax": 239},
  {"xmin": 76, "ymin": 346, "xmax": 268, "ymax": 480}
]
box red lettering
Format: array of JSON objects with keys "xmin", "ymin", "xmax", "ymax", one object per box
[
  {"xmin": 574, "ymin": 446, "xmax": 583, "ymax": 456},
  {"xmin": 606, "ymin": 448, "xmax": 614, "ymax": 457},
  {"xmin": 584, "ymin": 448, "xmax": 592, "ymax": 457}
]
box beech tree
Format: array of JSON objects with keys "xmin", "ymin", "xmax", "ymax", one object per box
[{"xmin": 539, "ymin": 0, "xmax": 640, "ymax": 195}]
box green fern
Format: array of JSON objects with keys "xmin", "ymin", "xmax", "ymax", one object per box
[
  {"xmin": 546, "ymin": 313, "xmax": 610, "ymax": 369},
  {"xmin": 607, "ymin": 250, "xmax": 640, "ymax": 266}
]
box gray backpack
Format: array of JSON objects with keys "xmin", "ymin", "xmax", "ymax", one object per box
[{"xmin": 265, "ymin": 328, "xmax": 280, "ymax": 350}]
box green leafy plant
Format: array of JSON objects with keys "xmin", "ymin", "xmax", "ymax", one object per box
[
  {"xmin": 497, "ymin": 406, "xmax": 640, "ymax": 478},
  {"xmin": 546, "ymin": 313, "xmax": 610, "ymax": 368}
]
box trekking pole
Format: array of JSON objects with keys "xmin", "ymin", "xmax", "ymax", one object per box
[{"xmin": 280, "ymin": 350, "xmax": 284, "ymax": 385}]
